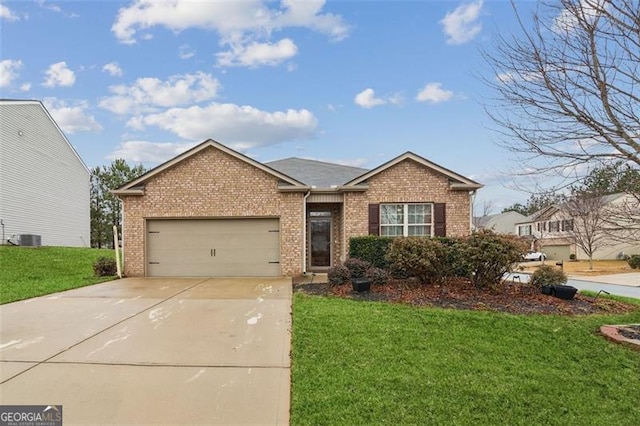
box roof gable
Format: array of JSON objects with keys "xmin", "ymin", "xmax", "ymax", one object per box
[
  {"xmin": 114, "ymin": 139, "xmax": 307, "ymax": 195},
  {"xmin": 344, "ymin": 152, "xmax": 482, "ymax": 190}
]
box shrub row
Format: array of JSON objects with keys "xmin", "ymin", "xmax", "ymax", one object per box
[
  {"xmin": 341, "ymin": 230, "xmax": 528, "ymax": 289},
  {"xmin": 628, "ymin": 255, "xmax": 640, "ymax": 269}
]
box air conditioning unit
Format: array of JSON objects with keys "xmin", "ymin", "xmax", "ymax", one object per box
[{"xmin": 19, "ymin": 234, "xmax": 41, "ymax": 247}]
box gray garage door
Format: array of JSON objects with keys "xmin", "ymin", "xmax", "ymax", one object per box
[
  {"xmin": 146, "ymin": 219, "xmax": 280, "ymax": 277},
  {"xmin": 544, "ymin": 245, "xmax": 571, "ymax": 261}
]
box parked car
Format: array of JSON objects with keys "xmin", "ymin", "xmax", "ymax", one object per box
[{"xmin": 523, "ymin": 251, "xmax": 546, "ymax": 261}]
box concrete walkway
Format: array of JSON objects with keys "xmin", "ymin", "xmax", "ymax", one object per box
[{"xmin": 0, "ymin": 277, "xmax": 292, "ymax": 425}]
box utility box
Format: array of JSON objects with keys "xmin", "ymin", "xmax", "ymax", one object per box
[{"xmin": 19, "ymin": 234, "xmax": 41, "ymax": 247}]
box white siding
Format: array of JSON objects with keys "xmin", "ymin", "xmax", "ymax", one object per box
[{"xmin": 0, "ymin": 101, "xmax": 90, "ymax": 247}]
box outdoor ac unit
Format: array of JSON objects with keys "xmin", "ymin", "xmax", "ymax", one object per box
[{"xmin": 19, "ymin": 234, "xmax": 41, "ymax": 247}]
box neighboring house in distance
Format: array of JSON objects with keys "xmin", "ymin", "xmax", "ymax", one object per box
[
  {"xmin": 0, "ymin": 100, "xmax": 90, "ymax": 247},
  {"xmin": 113, "ymin": 139, "xmax": 482, "ymax": 277},
  {"xmin": 474, "ymin": 211, "xmax": 526, "ymax": 235},
  {"xmin": 515, "ymin": 193, "xmax": 640, "ymax": 261}
]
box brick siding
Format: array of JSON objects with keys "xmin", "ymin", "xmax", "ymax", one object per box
[
  {"xmin": 120, "ymin": 146, "xmax": 304, "ymax": 277},
  {"xmin": 343, "ymin": 159, "xmax": 472, "ymax": 249}
]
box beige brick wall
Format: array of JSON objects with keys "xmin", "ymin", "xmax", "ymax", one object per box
[
  {"xmin": 343, "ymin": 159, "xmax": 472, "ymax": 247},
  {"xmin": 121, "ymin": 146, "xmax": 304, "ymax": 277}
]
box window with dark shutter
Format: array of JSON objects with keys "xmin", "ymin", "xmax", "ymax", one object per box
[
  {"xmin": 368, "ymin": 204, "xmax": 380, "ymax": 235},
  {"xmin": 434, "ymin": 203, "xmax": 446, "ymax": 237}
]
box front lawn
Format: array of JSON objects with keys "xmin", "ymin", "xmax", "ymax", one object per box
[
  {"xmin": 292, "ymin": 294, "xmax": 640, "ymax": 425},
  {"xmin": 0, "ymin": 246, "xmax": 116, "ymax": 304}
]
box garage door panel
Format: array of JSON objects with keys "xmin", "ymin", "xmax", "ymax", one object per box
[{"xmin": 146, "ymin": 219, "xmax": 280, "ymax": 277}]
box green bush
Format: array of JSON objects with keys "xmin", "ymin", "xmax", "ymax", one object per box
[
  {"xmin": 529, "ymin": 265, "xmax": 568, "ymax": 288},
  {"xmin": 386, "ymin": 237, "xmax": 449, "ymax": 284},
  {"xmin": 344, "ymin": 258, "xmax": 372, "ymax": 279},
  {"xmin": 349, "ymin": 236, "xmax": 393, "ymax": 269},
  {"xmin": 365, "ymin": 267, "xmax": 389, "ymax": 285},
  {"xmin": 569, "ymin": 254, "xmax": 577, "ymax": 261},
  {"xmin": 328, "ymin": 264, "xmax": 350, "ymax": 286},
  {"xmin": 93, "ymin": 256, "xmax": 117, "ymax": 277},
  {"xmin": 460, "ymin": 230, "xmax": 528, "ymax": 289},
  {"xmin": 437, "ymin": 237, "xmax": 471, "ymax": 277},
  {"xmin": 628, "ymin": 255, "xmax": 640, "ymax": 269}
]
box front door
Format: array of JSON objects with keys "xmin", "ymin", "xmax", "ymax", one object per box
[{"xmin": 309, "ymin": 217, "xmax": 331, "ymax": 268}]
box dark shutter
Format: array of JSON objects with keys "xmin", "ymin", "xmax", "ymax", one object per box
[
  {"xmin": 368, "ymin": 204, "xmax": 380, "ymax": 235},
  {"xmin": 434, "ymin": 203, "xmax": 446, "ymax": 237}
]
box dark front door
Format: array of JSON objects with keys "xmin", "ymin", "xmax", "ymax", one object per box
[{"xmin": 310, "ymin": 217, "xmax": 331, "ymax": 268}]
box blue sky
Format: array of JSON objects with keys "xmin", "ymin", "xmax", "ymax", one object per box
[{"xmin": 0, "ymin": 0, "xmax": 543, "ymax": 212}]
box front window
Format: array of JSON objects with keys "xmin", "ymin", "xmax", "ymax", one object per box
[
  {"xmin": 562, "ymin": 219, "xmax": 574, "ymax": 231},
  {"xmin": 549, "ymin": 221, "xmax": 560, "ymax": 232},
  {"xmin": 519, "ymin": 225, "xmax": 532, "ymax": 236},
  {"xmin": 381, "ymin": 203, "xmax": 433, "ymax": 237}
]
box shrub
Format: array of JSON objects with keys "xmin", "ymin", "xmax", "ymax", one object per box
[
  {"xmin": 349, "ymin": 236, "xmax": 393, "ymax": 269},
  {"xmin": 343, "ymin": 258, "xmax": 372, "ymax": 279},
  {"xmin": 529, "ymin": 265, "xmax": 568, "ymax": 288},
  {"xmin": 328, "ymin": 264, "xmax": 350, "ymax": 286},
  {"xmin": 365, "ymin": 266, "xmax": 389, "ymax": 285},
  {"xmin": 460, "ymin": 230, "xmax": 528, "ymax": 289},
  {"xmin": 628, "ymin": 255, "xmax": 640, "ymax": 269},
  {"xmin": 93, "ymin": 256, "xmax": 117, "ymax": 277},
  {"xmin": 569, "ymin": 254, "xmax": 577, "ymax": 261},
  {"xmin": 386, "ymin": 237, "xmax": 449, "ymax": 284},
  {"xmin": 437, "ymin": 237, "xmax": 471, "ymax": 277}
]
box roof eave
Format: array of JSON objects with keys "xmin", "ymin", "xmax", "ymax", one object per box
[
  {"xmin": 111, "ymin": 189, "xmax": 145, "ymax": 196},
  {"xmin": 450, "ymin": 183, "xmax": 484, "ymax": 190}
]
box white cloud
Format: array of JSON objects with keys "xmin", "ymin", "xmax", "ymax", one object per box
[
  {"xmin": 20, "ymin": 83, "xmax": 31, "ymax": 92},
  {"xmin": 99, "ymin": 71, "xmax": 221, "ymax": 115},
  {"xmin": 43, "ymin": 61, "xmax": 76, "ymax": 87},
  {"xmin": 127, "ymin": 103, "xmax": 318, "ymax": 148},
  {"xmin": 216, "ymin": 38, "xmax": 298, "ymax": 67},
  {"xmin": 415, "ymin": 83, "xmax": 454, "ymax": 103},
  {"xmin": 111, "ymin": 0, "xmax": 348, "ymax": 68},
  {"xmin": 0, "ymin": 59, "xmax": 23, "ymax": 87},
  {"xmin": 108, "ymin": 140, "xmax": 196, "ymax": 163},
  {"xmin": 554, "ymin": 0, "xmax": 606, "ymax": 34},
  {"xmin": 102, "ymin": 62, "xmax": 123, "ymax": 77},
  {"xmin": 179, "ymin": 44, "xmax": 195, "ymax": 59},
  {"xmin": 354, "ymin": 88, "xmax": 386, "ymax": 109},
  {"xmin": 112, "ymin": 0, "xmax": 348, "ymax": 44},
  {"xmin": 43, "ymin": 98, "xmax": 102, "ymax": 134},
  {"xmin": 440, "ymin": 0, "xmax": 483, "ymax": 45},
  {"xmin": 0, "ymin": 4, "xmax": 19, "ymax": 21}
]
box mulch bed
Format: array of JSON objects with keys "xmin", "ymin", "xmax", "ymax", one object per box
[{"xmin": 294, "ymin": 278, "xmax": 638, "ymax": 316}]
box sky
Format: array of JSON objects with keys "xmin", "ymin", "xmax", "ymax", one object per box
[{"xmin": 0, "ymin": 0, "xmax": 547, "ymax": 213}]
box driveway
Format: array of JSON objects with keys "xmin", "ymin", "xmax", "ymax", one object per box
[{"xmin": 0, "ymin": 277, "xmax": 292, "ymax": 425}]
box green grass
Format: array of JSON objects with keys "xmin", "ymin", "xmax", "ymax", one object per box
[
  {"xmin": 0, "ymin": 246, "xmax": 116, "ymax": 304},
  {"xmin": 292, "ymin": 294, "xmax": 640, "ymax": 425}
]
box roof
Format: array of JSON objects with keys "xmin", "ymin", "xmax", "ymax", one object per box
[
  {"xmin": 265, "ymin": 157, "xmax": 369, "ymax": 188},
  {"xmin": 0, "ymin": 99, "xmax": 90, "ymax": 174},
  {"xmin": 114, "ymin": 140, "xmax": 483, "ymax": 195},
  {"xmin": 516, "ymin": 192, "xmax": 630, "ymax": 224}
]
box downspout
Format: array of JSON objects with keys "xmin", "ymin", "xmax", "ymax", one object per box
[
  {"xmin": 470, "ymin": 190, "xmax": 476, "ymax": 232},
  {"xmin": 302, "ymin": 190, "xmax": 311, "ymax": 274}
]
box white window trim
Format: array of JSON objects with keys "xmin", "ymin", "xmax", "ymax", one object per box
[{"xmin": 380, "ymin": 203, "xmax": 434, "ymax": 237}]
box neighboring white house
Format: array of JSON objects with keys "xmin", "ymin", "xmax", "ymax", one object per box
[
  {"xmin": 515, "ymin": 193, "xmax": 640, "ymax": 260},
  {"xmin": 0, "ymin": 100, "xmax": 90, "ymax": 247},
  {"xmin": 474, "ymin": 211, "xmax": 526, "ymax": 235}
]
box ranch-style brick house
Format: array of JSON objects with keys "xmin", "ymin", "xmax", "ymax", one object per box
[{"xmin": 114, "ymin": 139, "xmax": 482, "ymax": 277}]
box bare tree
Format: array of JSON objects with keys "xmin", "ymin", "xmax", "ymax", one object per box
[
  {"xmin": 561, "ymin": 193, "xmax": 609, "ymax": 269},
  {"xmin": 484, "ymin": 0, "xmax": 640, "ymax": 179}
]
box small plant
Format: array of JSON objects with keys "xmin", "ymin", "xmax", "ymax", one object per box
[
  {"xmin": 569, "ymin": 254, "xmax": 576, "ymax": 261},
  {"xmin": 93, "ymin": 256, "xmax": 117, "ymax": 277},
  {"xmin": 628, "ymin": 255, "xmax": 640, "ymax": 269},
  {"xmin": 328, "ymin": 264, "xmax": 350, "ymax": 286},
  {"xmin": 529, "ymin": 265, "xmax": 568, "ymax": 288},
  {"xmin": 343, "ymin": 258, "xmax": 372, "ymax": 279},
  {"xmin": 365, "ymin": 267, "xmax": 389, "ymax": 285}
]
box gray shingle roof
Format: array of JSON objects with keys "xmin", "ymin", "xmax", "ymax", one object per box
[{"xmin": 265, "ymin": 157, "xmax": 369, "ymax": 187}]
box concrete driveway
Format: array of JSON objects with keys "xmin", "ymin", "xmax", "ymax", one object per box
[{"xmin": 0, "ymin": 277, "xmax": 292, "ymax": 425}]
